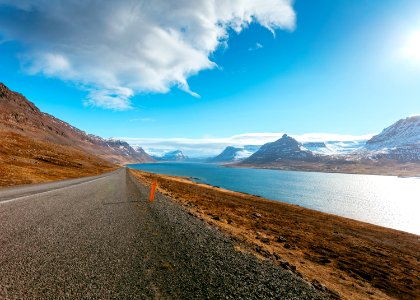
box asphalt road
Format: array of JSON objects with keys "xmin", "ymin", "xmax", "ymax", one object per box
[{"xmin": 0, "ymin": 168, "xmax": 324, "ymax": 299}]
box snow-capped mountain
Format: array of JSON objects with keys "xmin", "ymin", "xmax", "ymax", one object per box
[
  {"xmin": 362, "ymin": 116, "xmax": 420, "ymax": 161},
  {"xmin": 208, "ymin": 145, "xmax": 260, "ymax": 163},
  {"xmin": 295, "ymin": 117, "xmax": 419, "ymax": 161},
  {"xmin": 366, "ymin": 116, "xmax": 420, "ymax": 149},
  {"xmin": 302, "ymin": 140, "xmax": 367, "ymax": 155},
  {"xmin": 152, "ymin": 150, "xmax": 188, "ymax": 161},
  {"xmin": 243, "ymin": 134, "xmax": 316, "ymax": 164},
  {"xmin": 102, "ymin": 139, "xmax": 153, "ymax": 163}
]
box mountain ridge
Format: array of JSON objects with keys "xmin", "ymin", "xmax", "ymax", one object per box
[
  {"xmin": 361, "ymin": 115, "xmax": 420, "ymax": 162},
  {"xmin": 243, "ymin": 134, "xmax": 316, "ymax": 164},
  {"xmin": 0, "ymin": 83, "xmax": 153, "ymax": 186},
  {"xmin": 0, "ymin": 83, "xmax": 153, "ymax": 165},
  {"xmin": 235, "ymin": 118, "xmax": 420, "ymax": 176}
]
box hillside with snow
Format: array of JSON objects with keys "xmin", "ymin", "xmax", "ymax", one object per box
[
  {"xmin": 208, "ymin": 145, "xmax": 260, "ymax": 163},
  {"xmin": 152, "ymin": 150, "xmax": 188, "ymax": 161},
  {"xmin": 361, "ymin": 116, "xmax": 420, "ymax": 161}
]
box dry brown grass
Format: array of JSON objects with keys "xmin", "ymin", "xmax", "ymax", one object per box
[
  {"xmin": 0, "ymin": 131, "xmax": 116, "ymax": 187},
  {"xmin": 130, "ymin": 169, "xmax": 420, "ymax": 300}
]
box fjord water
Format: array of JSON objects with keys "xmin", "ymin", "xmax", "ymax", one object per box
[{"xmin": 129, "ymin": 162, "xmax": 420, "ymax": 235}]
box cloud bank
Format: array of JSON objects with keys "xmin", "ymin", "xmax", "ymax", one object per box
[
  {"xmin": 121, "ymin": 132, "xmax": 374, "ymax": 157},
  {"xmin": 0, "ymin": 0, "xmax": 295, "ymax": 109}
]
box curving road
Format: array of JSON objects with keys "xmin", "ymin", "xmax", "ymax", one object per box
[{"xmin": 0, "ymin": 168, "xmax": 324, "ymax": 299}]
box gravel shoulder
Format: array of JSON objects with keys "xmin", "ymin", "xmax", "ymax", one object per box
[{"xmin": 0, "ymin": 168, "xmax": 324, "ymax": 299}]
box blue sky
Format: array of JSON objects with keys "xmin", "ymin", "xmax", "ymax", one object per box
[{"xmin": 1, "ymin": 0, "xmax": 420, "ymax": 155}]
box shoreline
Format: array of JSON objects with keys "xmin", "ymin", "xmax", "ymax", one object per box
[
  {"xmin": 226, "ymin": 161, "xmax": 420, "ymax": 177},
  {"xmin": 128, "ymin": 163, "xmax": 419, "ymax": 235},
  {"xmin": 130, "ymin": 168, "xmax": 420, "ymax": 300},
  {"xmin": 129, "ymin": 160, "xmax": 420, "ymax": 177}
]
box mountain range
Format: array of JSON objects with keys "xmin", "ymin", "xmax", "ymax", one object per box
[
  {"xmin": 1, "ymin": 82, "xmax": 419, "ymax": 184},
  {"xmin": 0, "ymin": 83, "xmax": 153, "ymax": 186},
  {"xmin": 234, "ymin": 116, "xmax": 420, "ymax": 176}
]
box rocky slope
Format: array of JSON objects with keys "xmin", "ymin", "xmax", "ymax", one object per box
[
  {"xmin": 0, "ymin": 83, "xmax": 153, "ymax": 165},
  {"xmin": 363, "ymin": 116, "xmax": 420, "ymax": 162},
  {"xmin": 208, "ymin": 145, "xmax": 260, "ymax": 163}
]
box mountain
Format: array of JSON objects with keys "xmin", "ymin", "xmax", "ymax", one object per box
[
  {"xmin": 0, "ymin": 83, "xmax": 153, "ymax": 186},
  {"xmin": 363, "ymin": 116, "xmax": 420, "ymax": 161},
  {"xmin": 302, "ymin": 142, "xmax": 330, "ymax": 154},
  {"xmin": 366, "ymin": 116, "xmax": 420, "ymax": 149},
  {"xmin": 208, "ymin": 145, "xmax": 260, "ymax": 163},
  {"xmin": 0, "ymin": 83, "xmax": 153, "ymax": 165},
  {"xmin": 98, "ymin": 139, "xmax": 154, "ymax": 164},
  {"xmin": 243, "ymin": 134, "xmax": 316, "ymax": 164},
  {"xmin": 152, "ymin": 150, "xmax": 188, "ymax": 161},
  {"xmin": 208, "ymin": 146, "xmax": 241, "ymax": 163},
  {"xmin": 302, "ymin": 140, "xmax": 367, "ymax": 155},
  {"xmin": 236, "ymin": 119, "xmax": 419, "ymax": 176}
]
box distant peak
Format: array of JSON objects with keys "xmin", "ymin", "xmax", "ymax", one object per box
[{"xmin": 277, "ymin": 134, "xmax": 296, "ymax": 143}]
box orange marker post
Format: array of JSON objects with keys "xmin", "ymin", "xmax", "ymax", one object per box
[{"xmin": 149, "ymin": 180, "xmax": 157, "ymax": 202}]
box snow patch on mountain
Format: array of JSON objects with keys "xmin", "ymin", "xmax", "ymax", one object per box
[
  {"xmin": 208, "ymin": 145, "xmax": 260, "ymax": 163},
  {"xmin": 152, "ymin": 150, "xmax": 188, "ymax": 161},
  {"xmin": 359, "ymin": 116, "xmax": 420, "ymax": 162},
  {"xmin": 302, "ymin": 140, "xmax": 367, "ymax": 155},
  {"xmin": 366, "ymin": 116, "xmax": 420, "ymax": 150}
]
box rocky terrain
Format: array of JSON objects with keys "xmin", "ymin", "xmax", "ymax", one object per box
[{"xmin": 152, "ymin": 150, "xmax": 188, "ymax": 161}]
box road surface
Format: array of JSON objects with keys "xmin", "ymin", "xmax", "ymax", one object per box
[{"xmin": 0, "ymin": 168, "xmax": 324, "ymax": 299}]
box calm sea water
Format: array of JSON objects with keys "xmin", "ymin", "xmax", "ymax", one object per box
[{"xmin": 129, "ymin": 162, "xmax": 420, "ymax": 234}]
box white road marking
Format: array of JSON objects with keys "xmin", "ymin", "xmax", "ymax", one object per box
[{"xmin": 0, "ymin": 176, "xmax": 110, "ymax": 205}]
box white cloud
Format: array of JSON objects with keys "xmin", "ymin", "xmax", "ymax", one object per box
[
  {"xmin": 294, "ymin": 133, "xmax": 374, "ymax": 143},
  {"xmin": 0, "ymin": 0, "xmax": 296, "ymax": 109},
  {"xmin": 249, "ymin": 42, "xmax": 263, "ymax": 51},
  {"xmin": 121, "ymin": 132, "xmax": 374, "ymax": 157}
]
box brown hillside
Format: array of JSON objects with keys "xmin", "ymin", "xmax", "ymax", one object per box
[
  {"xmin": 0, "ymin": 130, "xmax": 115, "ymax": 187},
  {"xmin": 0, "ymin": 83, "xmax": 153, "ymax": 165},
  {"xmin": 0, "ymin": 83, "xmax": 151, "ymax": 186}
]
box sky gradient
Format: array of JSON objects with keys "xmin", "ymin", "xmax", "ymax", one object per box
[{"xmin": 1, "ymin": 0, "xmax": 419, "ymax": 155}]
